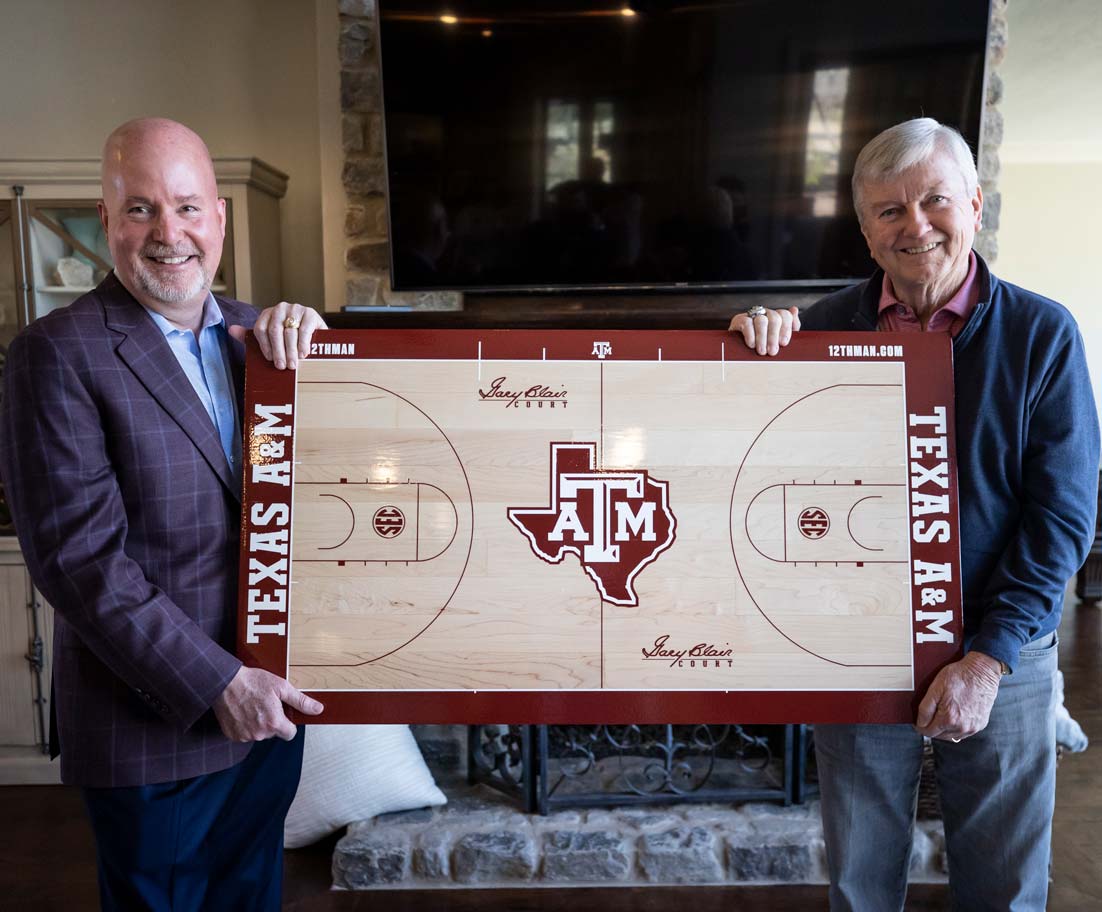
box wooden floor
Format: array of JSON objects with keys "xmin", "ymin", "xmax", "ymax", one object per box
[{"xmin": 1, "ymin": 596, "xmax": 1098, "ymax": 911}]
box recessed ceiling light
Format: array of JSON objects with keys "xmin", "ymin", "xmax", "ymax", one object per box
[{"xmin": 440, "ymin": 14, "xmax": 458, "ymax": 25}]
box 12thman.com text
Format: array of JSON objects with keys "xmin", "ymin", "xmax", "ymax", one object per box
[{"xmin": 826, "ymin": 343, "xmax": 904, "ymax": 358}]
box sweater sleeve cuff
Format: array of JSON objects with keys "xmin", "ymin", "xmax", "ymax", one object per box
[{"xmin": 967, "ymin": 632, "xmax": 1022, "ymax": 674}]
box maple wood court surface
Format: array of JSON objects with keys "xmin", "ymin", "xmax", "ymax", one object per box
[{"xmin": 238, "ymin": 330, "xmax": 962, "ymax": 724}]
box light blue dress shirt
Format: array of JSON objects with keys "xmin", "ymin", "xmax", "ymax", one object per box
[{"xmin": 143, "ymin": 295, "xmax": 242, "ymax": 480}]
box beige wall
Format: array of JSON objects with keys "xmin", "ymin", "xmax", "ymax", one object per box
[
  {"xmin": 0, "ymin": 0, "xmax": 329, "ymax": 310},
  {"xmin": 997, "ymin": 163, "xmax": 1102, "ymax": 415},
  {"xmin": 998, "ymin": 0, "xmax": 1102, "ymax": 420}
]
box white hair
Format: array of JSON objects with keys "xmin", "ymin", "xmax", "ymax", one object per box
[{"xmin": 852, "ymin": 118, "xmax": 979, "ymax": 219}]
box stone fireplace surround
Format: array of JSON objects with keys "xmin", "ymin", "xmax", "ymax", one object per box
[
  {"xmin": 331, "ymin": 725, "xmax": 948, "ymax": 889},
  {"xmin": 328, "ymin": 0, "xmax": 1007, "ymax": 890}
]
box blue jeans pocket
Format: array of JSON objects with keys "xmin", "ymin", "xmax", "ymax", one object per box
[{"xmin": 1018, "ymin": 630, "xmax": 1058, "ymax": 659}]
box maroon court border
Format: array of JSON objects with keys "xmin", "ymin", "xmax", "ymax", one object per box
[{"xmin": 238, "ymin": 329, "xmax": 961, "ymax": 724}]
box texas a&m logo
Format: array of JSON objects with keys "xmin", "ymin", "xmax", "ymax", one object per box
[{"xmin": 507, "ymin": 443, "xmax": 676, "ymax": 605}]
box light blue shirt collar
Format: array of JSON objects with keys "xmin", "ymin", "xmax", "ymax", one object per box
[
  {"xmin": 140, "ymin": 294, "xmax": 241, "ymax": 481},
  {"xmin": 141, "ymin": 293, "xmax": 225, "ymax": 337}
]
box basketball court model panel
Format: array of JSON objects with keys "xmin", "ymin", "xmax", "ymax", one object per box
[{"xmin": 238, "ymin": 330, "xmax": 962, "ymax": 723}]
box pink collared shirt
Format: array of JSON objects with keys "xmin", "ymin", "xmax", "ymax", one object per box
[{"xmin": 877, "ymin": 251, "xmax": 979, "ymax": 337}]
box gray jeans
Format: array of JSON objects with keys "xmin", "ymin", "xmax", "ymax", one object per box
[{"xmin": 815, "ymin": 632, "xmax": 1059, "ymax": 912}]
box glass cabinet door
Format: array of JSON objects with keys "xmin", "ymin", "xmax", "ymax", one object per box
[{"xmin": 25, "ymin": 202, "xmax": 112, "ymax": 319}]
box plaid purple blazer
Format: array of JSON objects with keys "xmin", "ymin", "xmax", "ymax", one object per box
[{"xmin": 0, "ymin": 273, "xmax": 257, "ymax": 786}]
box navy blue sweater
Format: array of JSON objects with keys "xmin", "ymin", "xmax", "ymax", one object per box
[{"xmin": 802, "ymin": 254, "xmax": 1099, "ymax": 670}]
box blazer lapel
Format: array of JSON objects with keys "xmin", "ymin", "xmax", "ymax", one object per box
[
  {"xmin": 218, "ymin": 299, "xmax": 252, "ymax": 507},
  {"xmin": 219, "ymin": 302, "xmax": 248, "ymax": 408},
  {"xmin": 101, "ymin": 276, "xmax": 239, "ymax": 499}
]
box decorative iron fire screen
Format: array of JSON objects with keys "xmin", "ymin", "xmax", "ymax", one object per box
[{"xmin": 468, "ymin": 724, "xmax": 816, "ymax": 815}]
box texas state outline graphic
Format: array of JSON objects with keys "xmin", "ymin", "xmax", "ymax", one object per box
[{"xmin": 507, "ymin": 442, "xmax": 676, "ymax": 606}]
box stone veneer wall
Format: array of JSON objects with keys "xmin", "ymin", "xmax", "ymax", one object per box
[
  {"xmin": 337, "ymin": 0, "xmax": 1007, "ymax": 311},
  {"xmin": 333, "ymin": 788, "xmax": 949, "ymax": 889},
  {"xmin": 976, "ymin": 0, "xmax": 1008, "ymax": 263},
  {"xmin": 338, "ymin": 0, "xmax": 460, "ymax": 311}
]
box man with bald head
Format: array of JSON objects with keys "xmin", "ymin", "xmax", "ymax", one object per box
[{"xmin": 0, "ymin": 118, "xmax": 326, "ymax": 910}]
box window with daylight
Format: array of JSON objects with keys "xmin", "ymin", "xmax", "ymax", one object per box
[{"xmin": 804, "ymin": 67, "xmax": 850, "ymax": 217}]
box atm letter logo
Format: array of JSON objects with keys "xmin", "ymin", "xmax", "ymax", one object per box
[{"xmin": 507, "ymin": 443, "xmax": 676, "ymax": 605}]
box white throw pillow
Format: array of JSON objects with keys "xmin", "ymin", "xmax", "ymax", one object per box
[{"xmin": 284, "ymin": 724, "xmax": 447, "ymax": 849}]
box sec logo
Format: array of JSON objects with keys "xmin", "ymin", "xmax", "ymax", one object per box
[
  {"xmin": 797, "ymin": 507, "xmax": 830, "ymax": 540},
  {"xmin": 373, "ymin": 506, "xmax": 406, "ymax": 538}
]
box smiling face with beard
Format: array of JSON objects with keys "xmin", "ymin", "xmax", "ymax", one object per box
[
  {"xmin": 98, "ymin": 119, "xmax": 226, "ymax": 331},
  {"xmin": 132, "ymin": 240, "xmax": 211, "ymax": 305}
]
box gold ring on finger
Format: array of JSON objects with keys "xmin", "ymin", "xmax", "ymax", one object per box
[{"xmin": 283, "ymin": 316, "xmax": 301, "ymax": 330}]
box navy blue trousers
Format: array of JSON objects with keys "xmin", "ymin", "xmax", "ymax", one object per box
[{"xmin": 82, "ymin": 728, "xmax": 305, "ymax": 912}]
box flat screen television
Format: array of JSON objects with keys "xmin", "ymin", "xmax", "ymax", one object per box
[{"xmin": 377, "ymin": 0, "xmax": 991, "ymax": 293}]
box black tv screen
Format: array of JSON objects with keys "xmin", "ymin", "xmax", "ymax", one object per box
[{"xmin": 377, "ymin": 0, "xmax": 990, "ymax": 292}]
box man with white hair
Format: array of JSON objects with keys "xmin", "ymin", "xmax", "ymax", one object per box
[{"xmin": 730, "ymin": 118, "xmax": 1098, "ymax": 910}]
